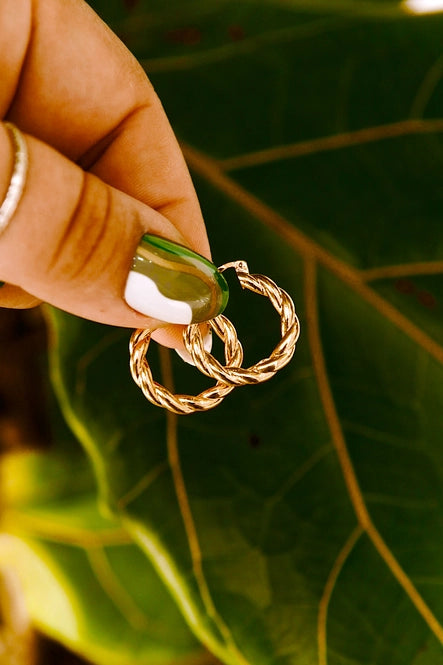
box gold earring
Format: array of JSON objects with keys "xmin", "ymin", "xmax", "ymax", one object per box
[{"xmin": 129, "ymin": 260, "xmax": 300, "ymax": 415}]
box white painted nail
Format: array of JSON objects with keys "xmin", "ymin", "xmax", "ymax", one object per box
[{"xmin": 124, "ymin": 234, "xmax": 229, "ymax": 324}]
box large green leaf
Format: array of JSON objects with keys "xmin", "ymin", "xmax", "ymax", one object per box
[
  {"xmin": 34, "ymin": 1, "xmax": 443, "ymax": 664},
  {"xmin": 1, "ymin": 419, "xmax": 205, "ymax": 665}
]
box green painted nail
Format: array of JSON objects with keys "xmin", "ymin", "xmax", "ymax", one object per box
[{"xmin": 124, "ymin": 234, "xmax": 229, "ymax": 324}]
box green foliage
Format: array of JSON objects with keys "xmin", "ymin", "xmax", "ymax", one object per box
[
  {"xmin": 3, "ymin": 1, "xmax": 443, "ymax": 664},
  {"xmin": 1, "ymin": 412, "xmax": 202, "ymax": 664}
]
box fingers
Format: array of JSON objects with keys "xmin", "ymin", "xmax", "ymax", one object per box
[
  {"xmin": 0, "ymin": 0, "xmax": 225, "ymax": 346},
  {"xmin": 0, "ymin": 125, "xmax": 200, "ymax": 335},
  {"xmin": 2, "ymin": 0, "xmax": 209, "ymax": 257}
]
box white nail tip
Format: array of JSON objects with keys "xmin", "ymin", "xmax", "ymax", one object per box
[
  {"xmin": 175, "ymin": 330, "xmax": 213, "ymax": 366},
  {"xmin": 124, "ymin": 271, "xmax": 193, "ymax": 324}
]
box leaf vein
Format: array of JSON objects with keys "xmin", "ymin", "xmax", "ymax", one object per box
[
  {"xmin": 410, "ymin": 54, "xmax": 443, "ymax": 119},
  {"xmin": 317, "ymin": 525, "xmax": 363, "ymax": 665},
  {"xmin": 75, "ymin": 329, "xmax": 128, "ymax": 397},
  {"xmin": 219, "ymin": 119, "xmax": 443, "ymax": 171},
  {"xmin": 86, "ymin": 546, "xmax": 150, "ymax": 631},
  {"xmin": 362, "ymin": 261, "xmax": 443, "ymax": 282},
  {"xmin": 141, "ymin": 17, "xmax": 348, "ymax": 74},
  {"xmin": 3, "ymin": 512, "xmax": 131, "ymax": 548},
  {"xmin": 117, "ymin": 461, "xmax": 169, "ymax": 510},
  {"xmin": 305, "ymin": 258, "xmax": 443, "ymax": 645},
  {"xmin": 183, "ymin": 143, "xmax": 443, "ymax": 365},
  {"xmin": 160, "ymin": 348, "xmax": 253, "ymax": 665},
  {"xmin": 259, "ymin": 444, "xmax": 334, "ymax": 548}
]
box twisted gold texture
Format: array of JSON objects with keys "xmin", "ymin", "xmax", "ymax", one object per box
[{"xmin": 129, "ymin": 261, "xmax": 300, "ymax": 415}]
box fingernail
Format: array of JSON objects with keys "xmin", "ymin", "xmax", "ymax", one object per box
[
  {"xmin": 124, "ymin": 234, "xmax": 229, "ymax": 324},
  {"xmin": 175, "ymin": 328, "xmax": 213, "ymax": 366}
]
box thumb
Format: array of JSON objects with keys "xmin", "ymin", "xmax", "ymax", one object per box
[{"xmin": 0, "ymin": 125, "xmax": 228, "ymax": 344}]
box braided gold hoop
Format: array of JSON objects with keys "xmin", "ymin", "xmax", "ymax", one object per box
[{"xmin": 129, "ymin": 261, "xmax": 300, "ymax": 415}]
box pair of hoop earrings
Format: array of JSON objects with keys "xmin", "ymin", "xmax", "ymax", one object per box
[
  {"xmin": 0, "ymin": 123, "xmax": 300, "ymax": 414},
  {"xmin": 130, "ymin": 260, "xmax": 300, "ymax": 415}
]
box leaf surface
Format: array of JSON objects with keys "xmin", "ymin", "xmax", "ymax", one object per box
[
  {"xmin": 46, "ymin": 2, "xmax": 443, "ymax": 664},
  {"xmin": 1, "ymin": 424, "xmax": 204, "ymax": 665}
]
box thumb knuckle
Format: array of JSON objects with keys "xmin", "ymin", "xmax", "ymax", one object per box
[{"xmin": 48, "ymin": 172, "xmax": 118, "ymax": 285}]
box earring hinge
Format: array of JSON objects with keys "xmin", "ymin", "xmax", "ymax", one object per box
[{"xmin": 218, "ymin": 260, "xmax": 249, "ymax": 276}]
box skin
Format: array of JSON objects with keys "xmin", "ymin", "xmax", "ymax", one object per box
[{"xmin": 0, "ymin": 0, "xmax": 211, "ymax": 348}]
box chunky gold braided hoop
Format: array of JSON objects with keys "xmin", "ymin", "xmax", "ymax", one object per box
[
  {"xmin": 130, "ymin": 314, "xmax": 244, "ymax": 415},
  {"xmin": 129, "ymin": 260, "xmax": 300, "ymax": 415},
  {"xmin": 185, "ymin": 261, "xmax": 299, "ymax": 385}
]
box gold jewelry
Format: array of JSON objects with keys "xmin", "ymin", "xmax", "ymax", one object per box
[
  {"xmin": 129, "ymin": 260, "xmax": 300, "ymax": 415},
  {"xmin": 0, "ymin": 123, "xmax": 28, "ymax": 235}
]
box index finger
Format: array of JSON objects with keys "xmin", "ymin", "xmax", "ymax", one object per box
[{"xmin": 1, "ymin": 0, "xmax": 209, "ymax": 256}]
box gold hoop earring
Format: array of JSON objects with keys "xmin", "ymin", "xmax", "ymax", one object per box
[{"xmin": 129, "ymin": 260, "xmax": 300, "ymax": 415}]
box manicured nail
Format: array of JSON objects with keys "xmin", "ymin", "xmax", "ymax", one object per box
[
  {"xmin": 176, "ymin": 328, "xmax": 213, "ymax": 366},
  {"xmin": 124, "ymin": 234, "xmax": 229, "ymax": 324}
]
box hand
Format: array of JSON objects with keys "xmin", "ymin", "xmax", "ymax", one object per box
[{"xmin": 0, "ymin": 0, "xmax": 226, "ymax": 349}]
